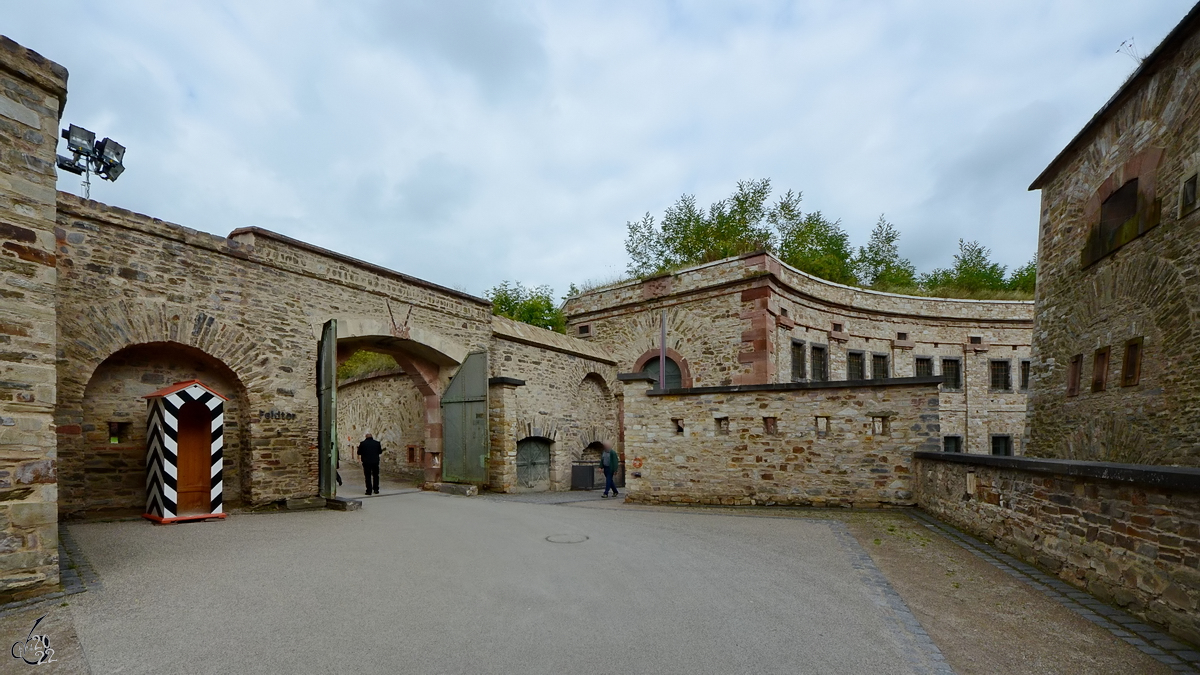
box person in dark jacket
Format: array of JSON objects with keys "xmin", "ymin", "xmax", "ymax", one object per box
[
  {"xmin": 600, "ymin": 442, "xmax": 620, "ymax": 499},
  {"xmin": 357, "ymin": 433, "xmax": 384, "ymax": 495}
]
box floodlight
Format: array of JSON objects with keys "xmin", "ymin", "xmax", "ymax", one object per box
[
  {"xmin": 55, "ymin": 154, "xmax": 84, "ymax": 175},
  {"xmin": 96, "ymin": 138, "xmax": 125, "ymax": 167},
  {"xmin": 61, "ymin": 124, "xmax": 95, "ymax": 156},
  {"xmin": 58, "ymin": 124, "xmax": 128, "ymax": 196}
]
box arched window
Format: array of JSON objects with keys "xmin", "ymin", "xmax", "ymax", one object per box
[{"xmin": 641, "ymin": 356, "xmax": 682, "ymax": 389}]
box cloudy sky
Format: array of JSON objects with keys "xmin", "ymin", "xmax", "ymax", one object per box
[{"xmin": 6, "ymin": 1, "xmax": 1193, "ymax": 297}]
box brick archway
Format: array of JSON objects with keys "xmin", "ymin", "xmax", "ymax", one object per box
[{"xmin": 632, "ymin": 348, "xmax": 692, "ymax": 388}]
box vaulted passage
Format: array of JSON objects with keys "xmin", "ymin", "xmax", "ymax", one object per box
[{"xmin": 62, "ymin": 342, "xmax": 249, "ymax": 518}]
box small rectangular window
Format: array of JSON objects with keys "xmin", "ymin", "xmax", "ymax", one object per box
[
  {"xmin": 407, "ymin": 446, "xmax": 417, "ymax": 463},
  {"xmin": 1067, "ymin": 354, "xmax": 1082, "ymax": 396},
  {"xmin": 991, "ymin": 435, "xmax": 1013, "ymax": 456},
  {"xmin": 1121, "ymin": 337, "xmax": 1143, "ymax": 387},
  {"xmin": 896, "ymin": 332, "xmax": 908, "ymax": 341},
  {"xmin": 871, "ymin": 354, "xmax": 888, "ymax": 380},
  {"xmin": 715, "ymin": 417, "xmax": 730, "ymax": 435},
  {"xmin": 871, "ymin": 416, "xmax": 889, "ymax": 435},
  {"xmin": 1092, "ymin": 347, "xmax": 1110, "ymax": 392},
  {"xmin": 1183, "ymin": 174, "xmax": 1198, "ymax": 214},
  {"xmin": 763, "ymin": 417, "xmax": 778, "ymax": 435},
  {"xmin": 848, "ymin": 352, "xmax": 865, "ymax": 380},
  {"xmin": 577, "ymin": 324, "xmax": 591, "ymax": 336},
  {"xmin": 969, "ymin": 336, "xmax": 983, "ymax": 345},
  {"xmin": 108, "ymin": 421, "xmax": 132, "ymax": 444},
  {"xmin": 811, "ymin": 345, "xmax": 828, "ymax": 382},
  {"xmin": 989, "ymin": 360, "xmax": 1011, "ymax": 391},
  {"xmin": 791, "ymin": 339, "xmax": 806, "ymax": 382},
  {"xmin": 815, "ymin": 416, "xmax": 830, "ymax": 435},
  {"xmin": 780, "ymin": 308, "xmax": 789, "ymax": 317},
  {"xmin": 915, "ymin": 357, "xmax": 933, "ymax": 378},
  {"xmin": 672, "ymin": 418, "xmax": 684, "ymax": 434},
  {"xmin": 943, "ymin": 436, "xmax": 962, "ymax": 453},
  {"xmin": 1019, "ymin": 360, "xmax": 1031, "ymax": 391},
  {"xmin": 941, "ymin": 358, "xmax": 962, "ymax": 390},
  {"xmin": 832, "ymin": 322, "xmax": 844, "ymax": 333}
]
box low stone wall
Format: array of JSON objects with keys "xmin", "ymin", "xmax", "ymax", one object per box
[
  {"xmin": 914, "ymin": 452, "xmax": 1200, "ymax": 644},
  {"xmin": 621, "ymin": 376, "xmax": 941, "ymax": 506}
]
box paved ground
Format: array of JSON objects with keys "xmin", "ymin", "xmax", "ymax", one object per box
[
  {"xmin": 0, "ymin": 494, "xmax": 1182, "ymax": 674},
  {"xmin": 32, "ymin": 492, "xmax": 942, "ymax": 674}
]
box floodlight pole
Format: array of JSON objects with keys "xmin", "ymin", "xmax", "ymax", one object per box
[
  {"xmin": 659, "ymin": 309, "xmax": 667, "ymax": 392},
  {"xmin": 81, "ymin": 168, "xmax": 91, "ymax": 200}
]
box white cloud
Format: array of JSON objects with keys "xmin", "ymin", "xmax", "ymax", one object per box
[{"xmin": 5, "ymin": 0, "xmax": 1193, "ymax": 295}]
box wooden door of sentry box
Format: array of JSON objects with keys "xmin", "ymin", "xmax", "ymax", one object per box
[{"xmin": 176, "ymin": 401, "xmax": 212, "ymax": 515}]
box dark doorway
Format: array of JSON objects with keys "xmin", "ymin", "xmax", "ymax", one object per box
[
  {"xmin": 176, "ymin": 400, "xmax": 212, "ymax": 515},
  {"xmin": 515, "ymin": 438, "xmax": 551, "ymax": 492}
]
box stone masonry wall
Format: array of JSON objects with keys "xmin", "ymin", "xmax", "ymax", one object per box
[
  {"xmin": 1027, "ymin": 9, "xmax": 1200, "ymax": 465},
  {"xmin": 566, "ymin": 252, "xmax": 1032, "ymax": 455},
  {"xmin": 71, "ymin": 343, "xmax": 248, "ymax": 514},
  {"xmin": 336, "ymin": 370, "xmax": 424, "ymax": 480},
  {"xmin": 915, "ymin": 453, "xmax": 1200, "ymax": 645},
  {"xmin": 0, "ymin": 37, "xmax": 66, "ymax": 601},
  {"xmin": 488, "ymin": 316, "xmax": 618, "ymax": 492},
  {"xmin": 621, "ymin": 377, "xmax": 941, "ymax": 506},
  {"xmin": 54, "ymin": 196, "xmax": 493, "ymax": 507}
]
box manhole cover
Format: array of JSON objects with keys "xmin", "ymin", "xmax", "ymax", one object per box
[{"xmin": 545, "ymin": 534, "xmax": 588, "ymax": 544}]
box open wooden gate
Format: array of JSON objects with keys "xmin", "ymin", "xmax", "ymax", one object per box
[
  {"xmin": 317, "ymin": 319, "xmax": 338, "ymax": 499},
  {"xmin": 441, "ymin": 351, "xmax": 488, "ymax": 484}
]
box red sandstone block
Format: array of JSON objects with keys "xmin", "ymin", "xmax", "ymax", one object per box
[
  {"xmin": 740, "ymin": 286, "xmax": 771, "ymax": 301},
  {"xmin": 56, "ymin": 425, "xmax": 81, "ymax": 435}
]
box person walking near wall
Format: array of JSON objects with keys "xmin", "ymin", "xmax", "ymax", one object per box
[
  {"xmin": 600, "ymin": 442, "xmax": 620, "ymax": 499},
  {"xmin": 357, "ymin": 433, "xmax": 384, "ymax": 495}
]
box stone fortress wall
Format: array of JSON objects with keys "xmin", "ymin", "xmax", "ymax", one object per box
[
  {"xmin": 621, "ymin": 376, "xmax": 941, "ymax": 506},
  {"xmin": 52, "ymin": 194, "xmax": 495, "ymax": 515},
  {"xmin": 0, "ymin": 37, "xmax": 67, "ymax": 600},
  {"xmin": 487, "ymin": 315, "xmax": 618, "ymax": 492},
  {"xmin": 1025, "ymin": 4, "xmax": 1200, "ymax": 467},
  {"xmin": 565, "ymin": 251, "xmax": 1034, "ymax": 456}
]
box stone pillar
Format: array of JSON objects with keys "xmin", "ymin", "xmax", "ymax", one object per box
[
  {"xmin": 0, "ymin": 38, "xmax": 67, "ymax": 601},
  {"xmin": 487, "ymin": 378, "xmax": 522, "ymax": 492},
  {"xmin": 964, "ymin": 343, "xmax": 990, "ymax": 454},
  {"xmin": 616, "ymin": 373, "xmax": 656, "ymax": 501}
]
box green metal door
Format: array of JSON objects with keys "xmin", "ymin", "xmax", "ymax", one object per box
[
  {"xmin": 441, "ymin": 351, "xmax": 488, "ymax": 484},
  {"xmin": 515, "ymin": 438, "xmax": 551, "ymax": 492},
  {"xmin": 317, "ymin": 319, "xmax": 338, "ymax": 499}
]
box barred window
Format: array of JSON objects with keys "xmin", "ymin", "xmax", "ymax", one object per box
[
  {"xmin": 915, "ymin": 357, "xmax": 933, "ymax": 378},
  {"xmin": 989, "ymin": 360, "xmax": 1011, "ymax": 391},
  {"xmin": 1121, "ymin": 337, "xmax": 1143, "ymax": 387},
  {"xmin": 1092, "ymin": 347, "xmax": 1110, "ymax": 392},
  {"xmin": 1067, "ymin": 354, "xmax": 1082, "ymax": 396},
  {"xmin": 871, "ymin": 354, "xmax": 888, "ymax": 380},
  {"xmin": 991, "ymin": 435, "xmax": 1013, "ymax": 456},
  {"xmin": 791, "ymin": 340, "xmax": 806, "ymax": 382},
  {"xmin": 848, "ymin": 352, "xmax": 865, "ymax": 380},
  {"xmin": 943, "ymin": 436, "xmax": 962, "ymax": 453},
  {"xmin": 811, "ymin": 345, "xmax": 828, "ymax": 382},
  {"xmin": 941, "ymin": 358, "xmax": 962, "ymax": 390},
  {"xmin": 1019, "ymin": 360, "xmax": 1031, "ymax": 390}
]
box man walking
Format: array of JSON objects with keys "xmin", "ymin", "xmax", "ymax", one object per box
[
  {"xmin": 357, "ymin": 433, "xmax": 384, "ymax": 495},
  {"xmin": 600, "ymin": 441, "xmax": 620, "ymax": 499}
]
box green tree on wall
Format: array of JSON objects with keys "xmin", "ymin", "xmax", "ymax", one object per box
[
  {"xmin": 773, "ymin": 197, "xmax": 859, "ymax": 285},
  {"xmin": 486, "ymin": 281, "xmax": 567, "ymax": 333},
  {"xmin": 852, "ymin": 216, "xmax": 917, "ymax": 290},
  {"xmin": 919, "ymin": 239, "xmax": 1008, "ymax": 294},
  {"xmin": 1006, "ymin": 255, "xmax": 1037, "ymax": 294},
  {"xmin": 625, "ymin": 179, "xmax": 777, "ymax": 276}
]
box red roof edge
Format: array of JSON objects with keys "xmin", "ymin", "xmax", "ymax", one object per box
[{"xmin": 142, "ymin": 379, "xmax": 229, "ymax": 401}]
